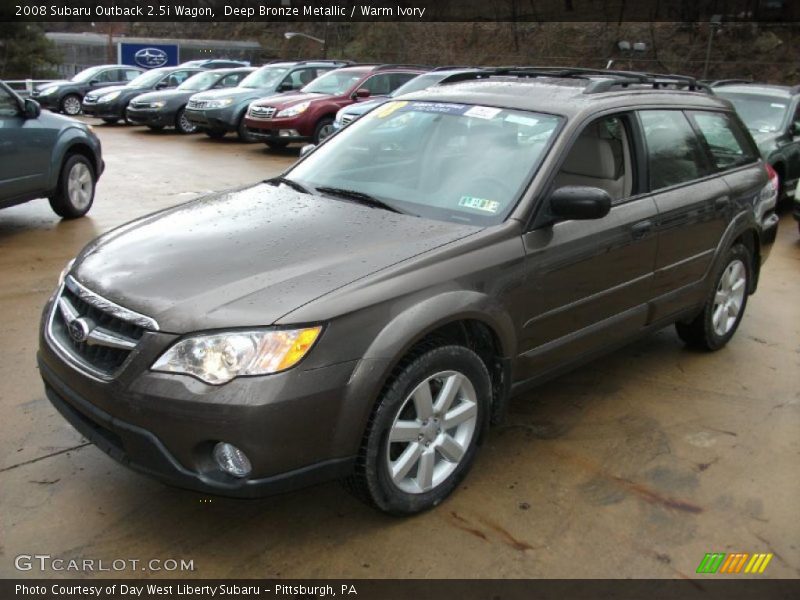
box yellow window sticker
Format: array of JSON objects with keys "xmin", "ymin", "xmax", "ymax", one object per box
[{"xmin": 374, "ymin": 101, "xmax": 408, "ymax": 119}]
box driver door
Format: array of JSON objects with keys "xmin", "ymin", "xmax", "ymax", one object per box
[{"xmin": 516, "ymin": 113, "xmax": 659, "ymax": 381}]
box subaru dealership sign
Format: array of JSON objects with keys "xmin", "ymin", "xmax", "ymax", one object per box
[{"xmin": 119, "ymin": 42, "xmax": 179, "ymax": 69}]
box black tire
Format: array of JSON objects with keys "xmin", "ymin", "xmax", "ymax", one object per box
[
  {"xmin": 675, "ymin": 243, "xmax": 751, "ymax": 351},
  {"xmin": 48, "ymin": 154, "xmax": 96, "ymax": 219},
  {"xmin": 344, "ymin": 345, "xmax": 491, "ymax": 515},
  {"xmin": 147, "ymin": 125, "xmax": 165, "ymax": 132},
  {"xmin": 204, "ymin": 128, "xmax": 226, "ymax": 139},
  {"xmin": 313, "ymin": 117, "xmax": 335, "ymax": 144},
  {"xmin": 265, "ymin": 140, "xmax": 289, "ymax": 150},
  {"xmin": 122, "ymin": 107, "xmax": 133, "ymax": 125},
  {"xmin": 101, "ymin": 118, "xmax": 119, "ymax": 125},
  {"xmin": 237, "ymin": 114, "xmax": 254, "ymax": 142},
  {"xmin": 60, "ymin": 94, "xmax": 82, "ymax": 116},
  {"xmin": 175, "ymin": 108, "xmax": 197, "ymax": 134}
]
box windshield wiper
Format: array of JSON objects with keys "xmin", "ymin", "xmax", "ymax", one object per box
[
  {"xmin": 316, "ymin": 186, "xmax": 403, "ymax": 214},
  {"xmin": 266, "ymin": 176, "xmax": 315, "ymax": 195}
]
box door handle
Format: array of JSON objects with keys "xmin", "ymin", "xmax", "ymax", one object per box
[
  {"xmin": 714, "ymin": 196, "xmax": 731, "ymax": 210},
  {"xmin": 631, "ymin": 220, "xmax": 653, "ymax": 239}
]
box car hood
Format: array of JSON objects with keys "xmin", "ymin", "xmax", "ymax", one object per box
[
  {"xmin": 73, "ymin": 184, "xmax": 480, "ymax": 333},
  {"xmin": 85, "ymin": 85, "xmax": 129, "ymax": 99},
  {"xmin": 253, "ymin": 92, "xmax": 330, "ymax": 109},
  {"xmin": 190, "ymin": 87, "xmax": 273, "ymax": 102},
  {"xmin": 37, "ymin": 80, "xmax": 71, "ymax": 90},
  {"xmin": 134, "ymin": 89, "xmax": 193, "ymax": 103},
  {"xmin": 343, "ymin": 98, "xmax": 385, "ymax": 117}
]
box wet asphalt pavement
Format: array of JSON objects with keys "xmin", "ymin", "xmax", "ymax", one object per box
[{"xmin": 0, "ymin": 120, "xmax": 798, "ymax": 579}]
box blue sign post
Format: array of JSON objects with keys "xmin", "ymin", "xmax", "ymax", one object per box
[{"xmin": 119, "ymin": 42, "xmax": 180, "ymax": 69}]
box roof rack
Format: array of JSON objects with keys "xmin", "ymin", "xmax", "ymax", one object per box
[
  {"xmin": 373, "ymin": 64, "xmax": 432, "ymax": 71},
  {"xmin": 431, "ymin": 65, "xmax": 478, "ymax": 71},
  {"xmin": 294, "ymin": 59, "xmax": 353, "ymax": 66},
  {"xmin": 437, "ymin": 66, "xmax": 711, "ymax": 94}
]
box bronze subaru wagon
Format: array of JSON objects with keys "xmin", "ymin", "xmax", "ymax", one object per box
[{"xmin": 39, "ymin": 69, "xmax": 779, "ymax": 514}]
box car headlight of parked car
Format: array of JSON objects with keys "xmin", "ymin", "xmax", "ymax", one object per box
[
  {"xmin": 97, "ymin": 91, "xmax": 121, "ymax": 103},
  {"xmin": 148, "ymin": 101, "xmax": 166, "ymax": 109},
  {"xmin": 38, "ymin": 87, "xmax": 57, "ymax": 96},
  {"xmin": 205, "ymin": 98, "xmax": 234, "ymax": 109},
  {"xmin": 151, "ymin": 326, "xmax": 322, "ymax": 385},
  {"xmin": 277, "ymin": 101, "xmax": 310, "ymax": 118}
]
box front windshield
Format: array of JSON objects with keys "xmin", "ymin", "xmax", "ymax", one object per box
[
  {"xmin": 301, "ymin": 70, "xmax": 363, "ymax": 95},
  {"xmin": 390, "ymin": 72, "xmax": 450, "ymax": 97},
  {"xmin": 71, "ymin": 66, "xmax": 105, "ymax": 83},
  {"xmin": 239, "ymin": 66, "xmax": 288, "ymax": 89},
  {"xmin": 715, "ymin": 91, "xmax": 789, "ymax": 133},
  {"xmin": 178, "ymin": 71, "xmax": 220, "ymax": 91},
  {"xmin": 288, "ymin": 101, "xmax": 561, "ymax": 225},
  {"xmin": 127, "ymin": 68, "xmax": 167, "ymax": 88}
]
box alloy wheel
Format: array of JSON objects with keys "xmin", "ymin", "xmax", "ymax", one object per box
[
  {"xmin": 386, "ymin": 370, "xmax": 478, "ymax": 494},
  {"xmin": 67, "ymin": 162, "xmax": 93, "ymax": 210},
  {"xmin": 712, "ymin": 259, "xmax": 746, "ymax": 337},
  {"xmin": 63, "ymin": 96, "xmax": 81, "ymax": 115}
]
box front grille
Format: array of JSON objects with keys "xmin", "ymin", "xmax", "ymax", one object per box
[
  {"xmin": 129, "ymin": 101, "xmax": 151, "ymax": 109},
  {"xmin": 48, "ymin": 277, "xmax": 158, "ymax": 379},
  {"xmin": 187, "ymin": 99, "xmax": 207, "ymax": 109},
  {"xmin": 341, "ymin": 115, "xmax": 355, "ymax": 126},
  {"xmin": 249, "ymin": 105, "xmax": 276, "ymax": 119},
  {"xmin": 83, "ymin": 96, "xmax": 98, "ymax": 105}
]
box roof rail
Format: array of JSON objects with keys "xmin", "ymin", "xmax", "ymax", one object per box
[
  {"xmin": 374, "ymin": 63, "xmax": 432, "ymax": 71},
  {"xmin": 437, "ymin": 66, "xmax": 711, "ymax": 94},
  {"xmin": 294, "ymin": 59, "xmax": 353, "ymax": 66},
  {"xmin": 708, "ymin": 78, "xmax": 753, "ymax": 87},
  {"xmin": 430, "ymin": 65, "xmax": 478, "ymax": 71}
]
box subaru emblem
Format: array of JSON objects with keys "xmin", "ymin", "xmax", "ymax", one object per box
[{"xmin": 134, "ymin": 48, "xmax": 169, "ymax": 68}]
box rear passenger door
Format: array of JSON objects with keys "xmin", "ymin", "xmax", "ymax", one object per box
[
  {"xmin": 638, "ymin": 109, "xmax": 730, "ymax": 320},
  {"xmin": 517, "ymin": 113, "xmax": 659, "ymax": 380}
]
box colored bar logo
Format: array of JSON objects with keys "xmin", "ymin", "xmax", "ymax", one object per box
[{"xmin": 696, "ymin": 552, "xmax": 773, "ymax": 574}]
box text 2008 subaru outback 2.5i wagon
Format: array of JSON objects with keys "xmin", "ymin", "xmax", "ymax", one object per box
[{"xmin": 39, "ymin": 69, "xmax": 779, "ymax": 515}]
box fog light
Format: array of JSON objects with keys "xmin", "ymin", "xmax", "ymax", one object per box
[
  {"xmin": 279, "ymin": 129, "xmax": 299, "ymax": 137},
  {"xmin": 213, "ymin": 442, "xmax": 252, "ymax": 478}
]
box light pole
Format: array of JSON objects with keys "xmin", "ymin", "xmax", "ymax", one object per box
[
  {"xmin": 284, "ymin": 32, "xmax": 326, "ymax": 58},
  {"xmin": 703, "ymin": 15, "xmax": 723, "ymax": 80},
  {"xmin": 613, "ymin": 40, "xmax": 647, "ymax": 70}
]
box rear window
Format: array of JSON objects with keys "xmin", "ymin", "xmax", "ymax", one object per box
[
  {"xmin": 639, "ymin": 110, "xmax": 711, "ymax": 190},
  {"xmin": 688, "ymin": 111, "xmax": 759, "ymax": 171}
]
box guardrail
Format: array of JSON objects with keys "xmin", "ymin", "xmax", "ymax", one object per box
[{"xmin": 4, "ymin": 79, "xmax": 59, "ymax": 97}]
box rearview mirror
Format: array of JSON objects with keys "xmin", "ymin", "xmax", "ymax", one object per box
[
  {"xmin": 22, "ymin": 98, "xmax": 41, "ymax": 120},
  {"xmin": 549, "ymin": 186, "xmax": 611, "ymax": 221},
  {"xmin": 299, "ymin": 144, "xmax": 315, "ymax": 158},
  {"xmin": 354, "ymin": 88, "xmax": 371, "ymax": 99}
]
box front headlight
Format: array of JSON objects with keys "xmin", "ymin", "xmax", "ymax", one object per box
[
  {"xmin": 39, "ymin": 87, "xmax": 57, "ymax": 96},
  {"xmin": 277, "ymin": 101, "xmax": 310, "ymax": 118},
  {"xmin": 57, "ymin": 258, "xmax": 75, "ymax": 286},
  {"xmin": 151, "ymin": 327, "xmax": 322, "ymax": 385},
  {"xmin": 97, "ymin": 91, "xmax": 121, "ymax": 103},
  {"xmin": 207, "ymin": 98, "xmax": 234, "ymax": 109},
  {"xmin": 150, "ymin": 101, "xmax": 166, "ymax": 109}
]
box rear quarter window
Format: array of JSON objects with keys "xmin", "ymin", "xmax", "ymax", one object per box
[{"xmin": 688, "ymin": 110, "xmax": 759, "ymax": 171}]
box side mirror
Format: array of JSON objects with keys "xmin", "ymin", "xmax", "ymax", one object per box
[
  {"xmin": 277, "ymin": 82, "xmax": 293, "ymax": 92},
  {"xmin": 354, "ymin": 88, "xmax": 371, "ymax": 99},
  {"xmin": 89, "ymin": 79, "xmax": 101, "ymax": 85},
  {"xmin": 155, "ymin": 81, "xmax": 170, "ymax": 90},
  {"xmin": 549, "ymin": 186, "xmax": 611, "ymax": 221},
  {"xmin": 22, "ymin": 98, "xmax": 41, "ymax": 120},
  {"xmin": 299, "ymin": 144, "xmax": 316, "ymax": 158}
]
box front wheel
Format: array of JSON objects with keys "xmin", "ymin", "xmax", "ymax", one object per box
[
  {"xmin": 344, "ymin": 345, "xmax": 490, "ymax": 515},
  {"xmin": 175, "ymin": 108, "xmax": 197, "ymax": 134},
  {"xmin": 101, "ymin": 118, "xmax": 119, "ymax": 125},
  {"xmin": 676, "ymin": 244, "xmax": 751, "ymax": 350},
  {"xmin": 48, "ymin": 154, "xmax": 96, "ymax": 219},
  {"xmin": 313, "ymin": 117, "xmax": 335, "ymax": 144},
  {"xmin": 61, "ymin": 94, "xmax": 82, "ymax": 116},
  {"xmin": 237, "ymin": 115, "xmax": 254, "ymax": 142}
]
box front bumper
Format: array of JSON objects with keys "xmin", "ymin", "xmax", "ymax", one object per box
[
  {"xmin": 759, "ymin": 212, "xmax": 780, "ymax": 264},
  {"xmin": 184, "ymin": 108, "xmax": 237, "ymax": 132},
  {"xmin": 127, "ymin": 107, "xmax": 173, "ymax": 127},
  {"xmin": 38, "ymin": 302, "xmax": 361, "ymax": 497},
  {"xmin": 32, "ymin": 94, "xmax": 59, "ymax": 110},
  {"xmin": 244, "ymin": 116, "xmax": 310, "ymax": 143},
  {"xmin": 82, "ymin": 100, "xmax": 124, "ymax": 120}
]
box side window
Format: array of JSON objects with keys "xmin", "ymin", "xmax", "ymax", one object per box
[
  {"xmin": 0, "ymin": 87, "xmax": 20, "ymax": 117},
  {"xmin": 124, "ymin": 70, "xmax": 141, "ymax": 82},
  {"xmin": 361, "ymin": 73, "xmax": 394, "ymax": 95},
  {"xmin": 639, "ymin": 110, "xmax": 711, "ymax": 191},
  {"xmin": 166, "ymin": 71, "xmax": 193, "ymax": 87},
  {"xmin": 688, "ymin": 111, "xmax": 758, "ymax": 171},
  {"xmin": 553, "ymin": 115, "xmax": 634, "ymax": 205},
  {"xmin": 219, "ymin": 73, "xmax": 243, "ymax": 88},
  {"xmin": 390, "ymin": 72, "xmax": 417, "ymax": 90},
  {"xmin": 284, "ymin": 68, "xmax": 317, "ymax": 89}
]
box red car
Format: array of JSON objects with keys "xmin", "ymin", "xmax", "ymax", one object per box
[{"xmin": 244, "ymin": 64, "xmax": 426, "ymax": 148}]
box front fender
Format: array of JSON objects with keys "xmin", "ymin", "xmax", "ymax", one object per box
[{"xmin": 48, "ymin": 127, "xmax": 98, "ymax": 191}]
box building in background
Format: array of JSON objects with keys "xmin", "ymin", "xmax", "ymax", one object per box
[{"xmin": 45, "ymin": 32, "xmax": 262, "ymax": 77}]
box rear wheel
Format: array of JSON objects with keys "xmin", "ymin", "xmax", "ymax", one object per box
[
  {"xmin": 175, "ymin": 108, "xmax": 197, "ymax": 134},
  {"xmin": 344, "ymin": 345, "xmax": 490, "ymax": 515},
  {"xmin": 676, "ymin": 244, "xmax": 751, "ymax": 351},
  {"xmin": 313, "ymin": 117, "xmax": 335, "ymax": 144},
  {"xmin": 60, "ymin": 94, "xmax": 82, "ymax": 116},
  {"xmin": 48, "ymin": 154, "xmax": 96, "ymax": 219}
]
